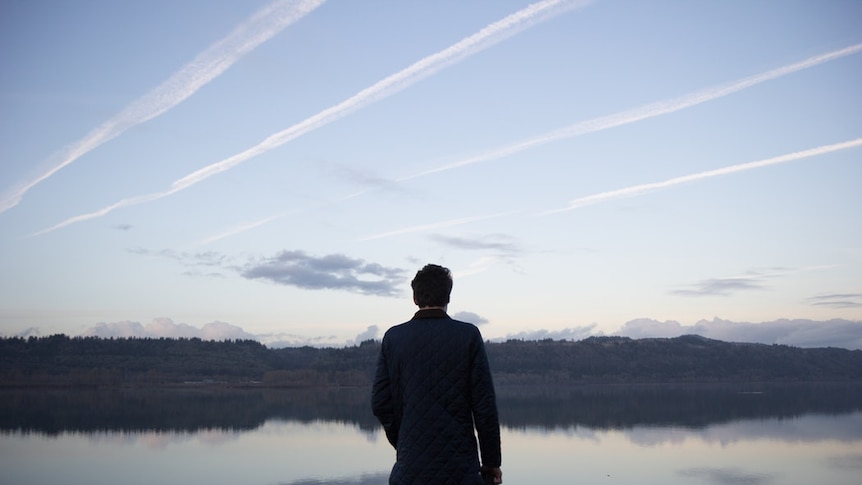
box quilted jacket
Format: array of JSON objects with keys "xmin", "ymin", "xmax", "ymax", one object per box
[{"xmin": 372, "ymin": 309, "xmax": 501, "ymax": 485}]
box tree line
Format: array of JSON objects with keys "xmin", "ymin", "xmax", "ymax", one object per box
[{"xmin": 1, "ymin": 333, "xmax": 861, "ymax": 388}]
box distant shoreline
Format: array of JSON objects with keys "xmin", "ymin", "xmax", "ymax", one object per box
[{"xmin": 3, "ymin": 334, "xmax": 861, "ymax": 388}]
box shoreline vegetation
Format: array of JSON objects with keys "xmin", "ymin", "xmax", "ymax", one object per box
[{"xmin": 2, "ymin": 334, "xmax": 861, "ymax": 388}]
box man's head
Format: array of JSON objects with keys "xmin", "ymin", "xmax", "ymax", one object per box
[{"xmin": 411, "ymin": 264, "xmax": 453, "ymax": 308}]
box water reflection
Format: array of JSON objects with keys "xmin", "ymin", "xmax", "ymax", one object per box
[
  {"xmin": 1, "ymin": 383, "xmax": 860, "ymax": 485},
  {"xmin": 677, "ymin": 467, "xmax": 774, "ymax": 485},
  {"xmin": 278, "ymin": 473, "xmax": 388, "ymax": 485},
  {"xmin": 3, "ymin": 382, "xmax": 860, "ymax": 435},
  {"xmin": 0, "ymin": 387, "xmax": 379, "ymax": 435}
]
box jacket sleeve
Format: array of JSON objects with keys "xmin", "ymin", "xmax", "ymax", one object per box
[
  {"xmin": 470, "ymin": 334, "xmax": 502, "ymax": 468},
  {"xmin": 371, "ymin": 340, "xmax": 399, "ymax": 448}
]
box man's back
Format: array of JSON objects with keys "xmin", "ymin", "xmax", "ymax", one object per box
[{"xmin": 372, "ymin": 309, "xmax": 500, "ymax": 484}]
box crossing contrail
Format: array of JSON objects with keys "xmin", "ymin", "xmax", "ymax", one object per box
[
  {"xmin": 1, "ymin": 0, "xmax": 324, "ymax": 215},
  {"xmin": 540, "ymin": 137, "xmax": 862, "ymax": 215},
  {"xmin": 402, "ymin": 42, "xmax": 862, "ymax": 180},
  {"xmin": 32, "ymin": 0, "xmax": 591, "ymax": 236}
]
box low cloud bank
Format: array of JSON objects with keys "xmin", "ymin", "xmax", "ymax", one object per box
[
  {"xmin": 79, "ymin": 318, "xmax": 378, "ymax": 348},
  {"xmin": 84, "ymin": 318, "xmax": 257, "ymax": 341},
  {"xmin": 505, "ymin": 318, "xmax": 862, "ymax": 350},
  {"xmin": 13, "ymin": 316, "xmax": 861, "ymax": 350},
  {"xmin": 452, "ymin": 311, "xmax": 489, "ymax": 326}
]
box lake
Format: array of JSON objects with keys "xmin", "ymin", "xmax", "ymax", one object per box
[{"xmin": 2, "ymin": 383, "xmax": 861, "ymax": 484}]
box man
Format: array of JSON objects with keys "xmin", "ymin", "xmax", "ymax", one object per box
[{"xmin": 372, "ymin": 264, "xmax": 503, "ymax": 484}]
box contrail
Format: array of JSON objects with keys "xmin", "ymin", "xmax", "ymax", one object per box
[
  {"xmin": 191, "ymin": 209, "xmax": 307, "ymax": 247},
  {"xmin": 402, "ymin": 42, "xmax": 862, "ymax": 180},
  {"xmin": 193, "ymin": 215, "xmax": 283, "ymax": 247},
  {"xmin": 358, "ymin": 212, "xmax": 517, "ymax": 242},
  {"xmin": 1, "ymin": 0, "xmax": 325, "ymax": 214},
  {"xmin": 32, "ymin": 0, "xmax": 591, "ymax": 236},
  {"xmin": 540, "ymin": 137, "xmax": 862, "ymax": 215}
]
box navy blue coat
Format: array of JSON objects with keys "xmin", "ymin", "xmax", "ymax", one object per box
[{"xmin": 372, "ymin": 309, "xmax": 501, "ymax": 485}]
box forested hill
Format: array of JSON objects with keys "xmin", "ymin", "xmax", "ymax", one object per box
[{"xmin": 1, "ymin": 334, "xmax": 861, "ymax": 387}]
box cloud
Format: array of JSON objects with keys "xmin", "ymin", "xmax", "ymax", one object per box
[
  {"xmin": 502, "ymin": 324, "xmax": 599, "ymax": 342},
  {"xmin": 1, "ymin": 0, "xmax": 324, "ymax": 214},
  {"xmin": 404, "ymin": 42, "xmax": 862, "ymax": 181},
  {"xmin": 451, "ymin": 311, "xmax": 489, "ymax": 326},
  {"xmin": 14, "ymin": 327, "xmax": 41, "ymax": 338},
  {"xmin": 429, "ymin": 234, "xmax": 521, "ymax": 254},
  {"xmin": 72, "ymin": 317, "xmax": 862, "ymax": 349},
  {"xmin": 429, "ymin": 234, "xmax": 526, "ymax": 277},
  {"xmin": 128, "ymin": 245, "xmax": 407, "ymax": 295},
  {"xmin": 256, "ymin": 332, "xmax": 344, "ymax": 349},
  {"xmin": 241, "ymin": 250, "xmax": 406, "ymax": 297},
  {"xmin": 615, "ymin": 318, "xmax": 686, "ymax": 339},
  {"xmin": 128, "ymin": 247, "xmax": 232, "ymax": 276},
  {"xmin": 83, "ymin": 318, "xmax": 257, "ymax": 341},
  {"xmin": 493, "ymin": 318, "xmax": 862, "ymax": 350},
  {"xmin": 670, "ymin": 276, "xmax": 767, "ymax": 297},
  {"xmin": 670, "ymin": 266, "xmax": 830, "ymax": 297},
  {"xmin": 615, "ymin": 317, "xmax": 862, "ymax": 350},
  {"xmin": 347, "ymin": 325, "xmax": 379, "ymax": 345},
  {"xmin": 806, "ymin": 293, "xmax": 862, "ymax": 309},
  {"xmin": 33, "ymin": 0, "xmax": 589, "ymax": 235},
  {"xmin": 543, "ymin": 137, "xmax": 862, "ymax": 215}
]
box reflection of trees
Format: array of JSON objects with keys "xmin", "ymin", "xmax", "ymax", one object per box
[
  {"xmin": 2, "ymin": 383, "xmax": 861, "ymax": 435},
  {"xmin": 0, "ymin": 387, "xmax": 379, "ymax": 436},
  {"xmin": 496, "ymin": 383, "xmax": 862, "ymax": 430},
  {"xmin": 279, "ymin": 473, "xmax": 388, "ymax": 485}
]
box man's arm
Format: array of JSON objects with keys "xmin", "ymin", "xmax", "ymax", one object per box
[
  {"xmin": 371, "ymin": 343, "xmax": 399, "ymax": 448},
  {"xmin": 470, "ymin": 334, "xmax": 502, "ymax": 470}
]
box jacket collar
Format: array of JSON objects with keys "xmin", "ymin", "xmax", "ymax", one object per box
[{"xmin": 412, "ymin": 308, "xmax": 449, "ymax": 320}]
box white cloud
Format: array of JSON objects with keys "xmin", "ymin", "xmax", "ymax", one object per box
[
  {"xmin": 502, "ymin": 324, "xmax": 600, "ymax": 342},
  {"xmin": 615, "ymin": 318, "xmax": 686, "ymax": 339},
  {"xmin": 617, "ymin": 317, "xmax": 862, "ymax": 350},
  {"xmin": 76, "ymin": 317, "xmax": 862, "ymax": 350},
  {"xmin": 83, "ymin": 318, "xmax": 256, "ymax": 341},
  {"xmin": 346, "ymin": 325, "xmax": 379, "ymax": 346},
  {"xmin": 451, "ymin": 311, "xmax": 489, "ymax": 326},
  {"xmin": 241, "ymin": 250, "xmax": 406, "ymax": 297}
]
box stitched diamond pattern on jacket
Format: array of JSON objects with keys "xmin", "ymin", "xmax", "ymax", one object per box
[{"xmin": 375, "ymin": 316, "xmax": 498, "ymax": 485}]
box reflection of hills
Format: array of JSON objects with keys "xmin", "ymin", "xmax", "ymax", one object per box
[
  {"xmin": 497, "ymin": 383, "xmax": 862, "ymax": 430},
  {"xmin": 3, "ymin": 383, "xmax": 861, "ymax": 435},
  {"xmin": 0, "ymin": 387, "xmax": 379, "ymax": 436}
]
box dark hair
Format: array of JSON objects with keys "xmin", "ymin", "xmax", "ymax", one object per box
[{"xmin": 411, "ymin": 264, "xmax": 453, "ymax": 308}]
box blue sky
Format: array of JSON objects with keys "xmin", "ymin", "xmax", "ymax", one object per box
[{"xmin": 1, "ymin": 0, "xmax": 860, "ymax": 348}]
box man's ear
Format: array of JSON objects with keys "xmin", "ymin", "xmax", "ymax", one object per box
[{"xmin": 413, "ymin": 295, "xmax": 418, "ymax": 305}]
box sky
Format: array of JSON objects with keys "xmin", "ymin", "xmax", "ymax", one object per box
[{"xmin": 1, "ymin": 0, "xmax": 861, "ymax": 349}]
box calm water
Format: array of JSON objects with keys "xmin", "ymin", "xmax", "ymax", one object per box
[{"xmin": 1, "ymin": 383, "xmax": 861, "ymax": 484}]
